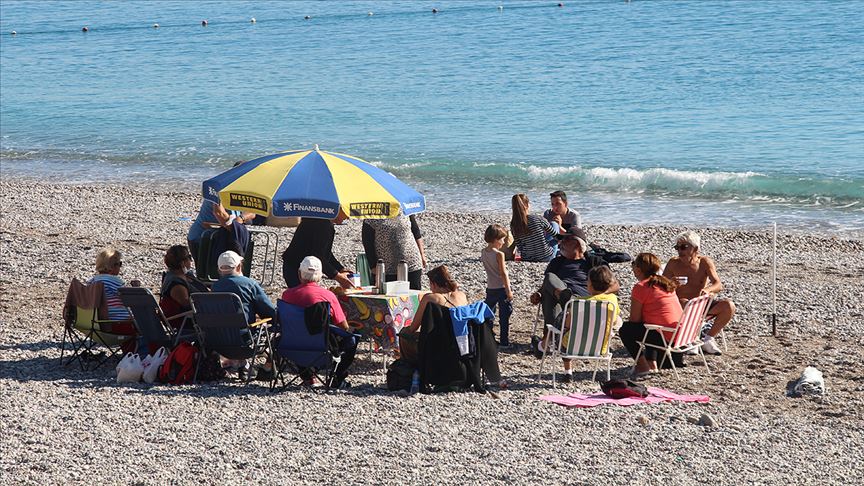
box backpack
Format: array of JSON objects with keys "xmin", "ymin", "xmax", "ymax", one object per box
[
  {"xmin": 600, "ymin": 379, "xmax": 649, "ymax": 399},
  {"xmin": 386, "ymin": 359, "xmax": 416, "ymax": 392},
  {"xmin": 158, "ymin": 342, "xmax": 199, "ymax": 384}
]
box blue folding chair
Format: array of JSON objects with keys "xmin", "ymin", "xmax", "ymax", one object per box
[
  {"xmin": 272, "ymin": 300, "xmax": 356, "ymax": 390},
  {"xmin": 189, "ymin": 292, "xmax": 272, "ymax": 384}
]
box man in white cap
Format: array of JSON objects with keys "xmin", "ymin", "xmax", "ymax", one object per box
[
  {"xmin": 211, "ymin": 250, "xmax": 276, "ymax": 380},
  {"xmin": 662, "ymin": 230, "xmax": 736, "ymax": 355},
  {"xmin": 213, "ymin": 250, "xmax": 277, "ymax": 325},
  {"xmin": 281, "ymin": 255, "xmax": 357, "ymax": 388}
]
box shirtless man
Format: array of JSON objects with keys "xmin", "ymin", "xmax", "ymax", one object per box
[{"xmin": 662, "ymin": 230, "xmax": 736, "ymax": 355}]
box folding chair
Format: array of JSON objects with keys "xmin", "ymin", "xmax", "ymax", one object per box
[
  {"xmin": 118, "ymin": 287, "xmax": 195, "ymax": 352},
  {"xmin": 189, "ymin": 292, "xmax": 272, "ymax": 384},
  {"xmin": 271, "ymin": 300, "xmax": 355, "ymax": 390},
  {"xmin": 60, "ymin": 278, "xmax": 137, "ymax": 371},
  {"xmin": 196, "ymin": 228, "xmax": 255, "ymax": 283},
  {"xmin": 634, "ymin": 294, "xmax": 713, "ymax": 379},
  {"xmin": 539, "ymin": 299, "xmax": 618, "ymax": 385}
]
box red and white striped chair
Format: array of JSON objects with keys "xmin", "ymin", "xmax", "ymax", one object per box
[{"xmin": 634, "ymin": 294, "xmax": 713, "ymax": 379}]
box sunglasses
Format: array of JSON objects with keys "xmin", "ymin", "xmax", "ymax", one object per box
[{"xmin": 674, "ymin": 244, "xmax": 692, "ymax": 251}]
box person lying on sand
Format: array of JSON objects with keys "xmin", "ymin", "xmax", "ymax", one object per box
[{"xmin": 662, "ymin": 230, "xmax": 736, "ymax": 355}]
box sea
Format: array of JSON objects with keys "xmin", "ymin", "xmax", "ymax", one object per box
[{"xmin": 2, "ymin": 1, "xmax": 862, "ymax": 235}]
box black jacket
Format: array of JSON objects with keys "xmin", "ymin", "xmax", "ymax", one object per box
[{"xmin": 281, "ymin": 218, "xmax": 345, "ymax": 287}]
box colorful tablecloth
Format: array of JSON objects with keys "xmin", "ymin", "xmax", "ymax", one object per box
[{"xmin": 339, "ymin": 292, "xmax": 422, "ymax": 350}]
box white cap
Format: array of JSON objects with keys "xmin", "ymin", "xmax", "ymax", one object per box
[
  {"xmin": 217, "ymin": 251, "xmax": 244, "ymax": 271},
  {"xmin": 299, "ymin": 255, "xmax": 323, "ymax": 281}
]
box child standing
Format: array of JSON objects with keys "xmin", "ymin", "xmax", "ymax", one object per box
[{"xmin": 482, "ymin": 224, "xmax": 514, "ymax": 347}]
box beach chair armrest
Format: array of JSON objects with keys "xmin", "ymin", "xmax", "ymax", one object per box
[
  {"xmin": 544, "ymin": 324, "xmax": 562, "ymax": 335},
  {"xmin": 249, "ymin": 317, "xmax": 272, "ymax": 328},
  {"xmin": 643, "ymin": 323, "xmax": 672, "ymax": 331},
  {"xmin": 166, "ymin": 310, "xmax": 194, "ymax": 322}
]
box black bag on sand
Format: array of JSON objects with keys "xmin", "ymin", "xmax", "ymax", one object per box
[
  {"xmin": 600, "ymin": 379, "xmax": 649, "ymax": 399},
  {"xmin": 197, "ymin": 350, "xmax": 227, "ymax": 381},
  {"xmin": 387, "ymin": 359, "xmax": 416, "ymax": 391}
]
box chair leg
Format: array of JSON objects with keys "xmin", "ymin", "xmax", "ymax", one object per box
[
  {"xmin": 698, "ymin": 346, "xmax": 711, "ymax": 375},
  {"xmin": 606, "ymin": 357, "xmax": 611, "ymax": 381},
  {"xmin": 666, "ymin": 350, "xmax": 679, "ymax": 380},
  {"xmin": 720, "ymin": 330, "xmax": 728, "ymax": 352},
  {"xmin": 591, "ymin": 361, "xmax": 599, "ymax": 382}
]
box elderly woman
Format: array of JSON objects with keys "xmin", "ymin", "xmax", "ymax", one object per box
[
  {"xmin": 510, "ymin": 193, "xmax": 558, "ymax": 262},
  {"xmin": 619, "ymin": 252, "xmax": 684, "ymax": 378},
  {"xmin": 88, "ymin": 248, "xmax": 133, "ymax": 321},
  {"xmin": 159, "ymin": 244, "xmax": 208, "ymax": 328}
]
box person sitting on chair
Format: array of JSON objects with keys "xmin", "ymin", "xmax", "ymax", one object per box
[
  {"xmin": 404, "ymin": 265, "xmax": 468, "ymax": 334},
  {"xmin": 530, "ymin": 226, "xmax": 618, "ymax": 356},
  {"xmin": 159, "ymin": 245, "xmax": 209, "ymax": 329},
  {"xmin": 556, "ymin": 266, "xmax": 621, "ymax": 382},
  {"xmin": 662, "ymin": 230, "xmax": 736, "ymax": 355},
  {"xmin": 280, "ymin": 256, "xmax": 358, "ymax": 389},
  {"xmin": 87, "ymin": 247, "xmax": 139, "ymax": 352},
  {"xmin": 619, "ymin": 253, "xmax": 684, "ymax": 378},
  {"xmin": 212, "ymin": 250, "xmax": 276, "ymax": 379}
]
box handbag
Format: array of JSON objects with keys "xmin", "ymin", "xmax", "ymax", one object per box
[{"xmin": 116, "ymin": 352, "xmax": 144, "ymax": 383}]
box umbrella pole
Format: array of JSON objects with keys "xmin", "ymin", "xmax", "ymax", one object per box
[{"xmin": 772, "ymin": 221, "xmax": 777, "ymax": 337}]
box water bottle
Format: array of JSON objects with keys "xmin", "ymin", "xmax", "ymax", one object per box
[
  {"xmin": 397, "ymin": 260, "xmax": 408, "ymax": 281},
  {"xmin": 375, "ymin": 259, "xmax": 386, "ymax": 294},
  {"xmin": 410, "ymin": 370, "xmax": 420, "ymax": 394}
]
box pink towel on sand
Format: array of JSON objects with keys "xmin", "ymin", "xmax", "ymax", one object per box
[{"xmin": 539, "ymin": 386, "xmax": 710, "ymax": 408}]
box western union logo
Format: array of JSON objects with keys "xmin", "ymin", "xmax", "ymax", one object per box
[
  {"xmin": 229, "ymin": 193, "xmax": 268, "ymax": 212},
  {"xmin": 349, "ymin": 202, "xmax": 390, "ymax": 217}
]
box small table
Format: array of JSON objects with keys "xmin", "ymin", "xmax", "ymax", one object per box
[{"xmin": 339, "ymin": 291, "xmax": 423, "ymax": 352}]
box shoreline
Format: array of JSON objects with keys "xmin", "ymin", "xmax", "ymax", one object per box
[{"xmin": 2, "ymin": 179, "xmax": 863, "ymax": 483}]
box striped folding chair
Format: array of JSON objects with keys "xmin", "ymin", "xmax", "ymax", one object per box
[
  {"xmin": 634, "ymin": 294, "xmax": 713, "ymax": 379},
  {"xmin": 538, "ymin": 299, "xmax": 618, "ymax": 385}
]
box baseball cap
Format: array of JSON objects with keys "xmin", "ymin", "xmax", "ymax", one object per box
[
  {"xmin": 217, "ymin": 251, "xmax": 244, "ymax": 271},
  {"xmin": 299, "ymin": 255, "xmax": 323, "ymax": 280},
  {"xmin": 555, "ymin": 226, "xmax": 587, "ymax": 242}
]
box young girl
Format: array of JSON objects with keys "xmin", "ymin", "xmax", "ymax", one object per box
[{"xmin": 482, "ymin": 224, "xmax": 514, "ymax": 347}]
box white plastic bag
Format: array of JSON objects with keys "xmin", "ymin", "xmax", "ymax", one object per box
[
  {"xmin": 142, "ymin": 347, "xmax": 169, "ymax": 384},
  {"xmin": 792, "ymin": 366, "xmax": 825, "ymax": 396},
  {"xmin": 116, "ymin": 352, "xmax": 144, "ymax": 383}
]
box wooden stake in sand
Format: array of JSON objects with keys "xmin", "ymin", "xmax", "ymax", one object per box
[{"xmin": 772, "ymin": 221, "xmax": 777, "ymax": 336}]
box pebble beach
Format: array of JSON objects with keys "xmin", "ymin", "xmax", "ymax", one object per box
[{"xmin": 1, "ymin": 179, "xmax": 863, "ymax": 485}]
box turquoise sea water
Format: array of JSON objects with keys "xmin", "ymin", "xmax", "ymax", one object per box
[{"xmin": 1, "ymin": 1, "xmax": 862, "ymax": 233}]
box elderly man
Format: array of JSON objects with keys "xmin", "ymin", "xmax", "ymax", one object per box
[
  {"xmin": 212, "ymin": 250, "xmax": 276, "ymax": 379},
  {"xmin": 662, "ymin": 230, "xmax": 736, "ymax": 355},
  {"xmin": 530, "ymin": 227, "xmax": 618, "ymax": 355},
  {"xmin": 281, "ymin": 256, "xmax": 358, "ymax": 389}
]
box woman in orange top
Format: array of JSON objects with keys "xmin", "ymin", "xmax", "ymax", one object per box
[{"xmin": 619, "ymin": 252, "xmax": 683, "ymax": 378}]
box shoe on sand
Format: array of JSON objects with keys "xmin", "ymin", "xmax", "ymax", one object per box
[{"xmin": 701, "ymin": 336, "xmax": 722, "ymax": 355}]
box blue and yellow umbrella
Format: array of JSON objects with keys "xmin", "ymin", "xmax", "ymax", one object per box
[{"xmin": 202, "ymin": 146, "xmax": 425, "ymax": 220}]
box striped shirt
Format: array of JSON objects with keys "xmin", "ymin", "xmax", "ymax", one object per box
[
  {"xmin": 88, "ymin": 274, "xmax": 130, "ymax": 321},
  {"xmin": 513, "ymin": 215, "xmax": 556, "ymax": 262}
]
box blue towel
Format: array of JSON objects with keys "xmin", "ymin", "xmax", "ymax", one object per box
[{"xmin": 449, "ymin": 302, "xmax": 494, "ymax": 356}]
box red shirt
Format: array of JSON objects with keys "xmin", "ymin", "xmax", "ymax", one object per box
[
  {"xmin": 631, "ymin": 279, "xmax": 683, "ymax": 339},
  {"xmin": 281, "ymin": 282, "xmax": 347, "ymax": 325}
]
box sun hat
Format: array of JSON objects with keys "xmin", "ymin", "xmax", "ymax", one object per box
[{"xmin": 217, "ymin": 250, "xmax": 244, "ymax": 271}]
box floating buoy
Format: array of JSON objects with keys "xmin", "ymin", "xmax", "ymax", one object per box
[
  {"xmin": 304, "ymin": 15, "xmax": 311, "ymax": 20},
  {"xmin": 82, "ymin": 26, "xmax": 89, "ymax": 32},
  {"xmin": 201, "ymin": 20, "xmax": 208, "ymax": 26},
  {"xmin": 432, "ymin": 8, "xmax": 438, "ymax": 14},
  {"xmin": 10, "ymin": 31, "xmax": 16, "ymax": 35},
  {"xmin": 368, "ymin": 12, "xmax": 374, "ymax": 16},
  {"xmin": 250, "ymin": 17, "xmax": 256, "ymax": 23},
  {"xmin": 498, "ymin": 5, "xmax": 504, "ymax": 10},
  {"xmin": 152, "ymin": 23, "xmax": 159, "ymax": 29}
]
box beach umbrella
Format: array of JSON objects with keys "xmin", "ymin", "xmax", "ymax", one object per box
[{"xmin": 202, "ymin": 145, "xmax": 425, "ymax": 220}]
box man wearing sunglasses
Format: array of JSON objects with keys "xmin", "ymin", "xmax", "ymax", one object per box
[{"xmin": 662, "ymin": 231, "xmax": 736, "ymax": 355}]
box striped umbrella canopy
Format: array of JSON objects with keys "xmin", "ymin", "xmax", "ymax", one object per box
[{"xmin": 202, "ymin": 146, "xmax": 425, "ymax": 220}]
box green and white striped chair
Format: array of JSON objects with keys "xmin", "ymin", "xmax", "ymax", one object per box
[{"xmin": 538, "ymin": 299, "xmax": 618, "ymax": 385}]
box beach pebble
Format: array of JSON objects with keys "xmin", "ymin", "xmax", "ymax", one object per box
[
  {"xmin": 698, "ymin": 413, "xmax": 717, "ymax": 427},
  {"xmin": 637, "ymin": 415, "xmax": 649, "ymax": 426}
]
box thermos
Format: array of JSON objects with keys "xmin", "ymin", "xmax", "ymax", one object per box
[
  {"xmin": 375, "ymin": 259, "xmax": 386, "ymax": 294},
  {"xmin": 397, "ymin": 260, "xmax": 408, "ymax": 282}
]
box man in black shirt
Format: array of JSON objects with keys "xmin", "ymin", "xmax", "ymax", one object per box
[
  {"xmin": 281, "ymin": 215, "xmax": 355, "ymax": 289},
  {"xmin": 530, "ymin": 227, "xmax": 618, "ymax": 353}
]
